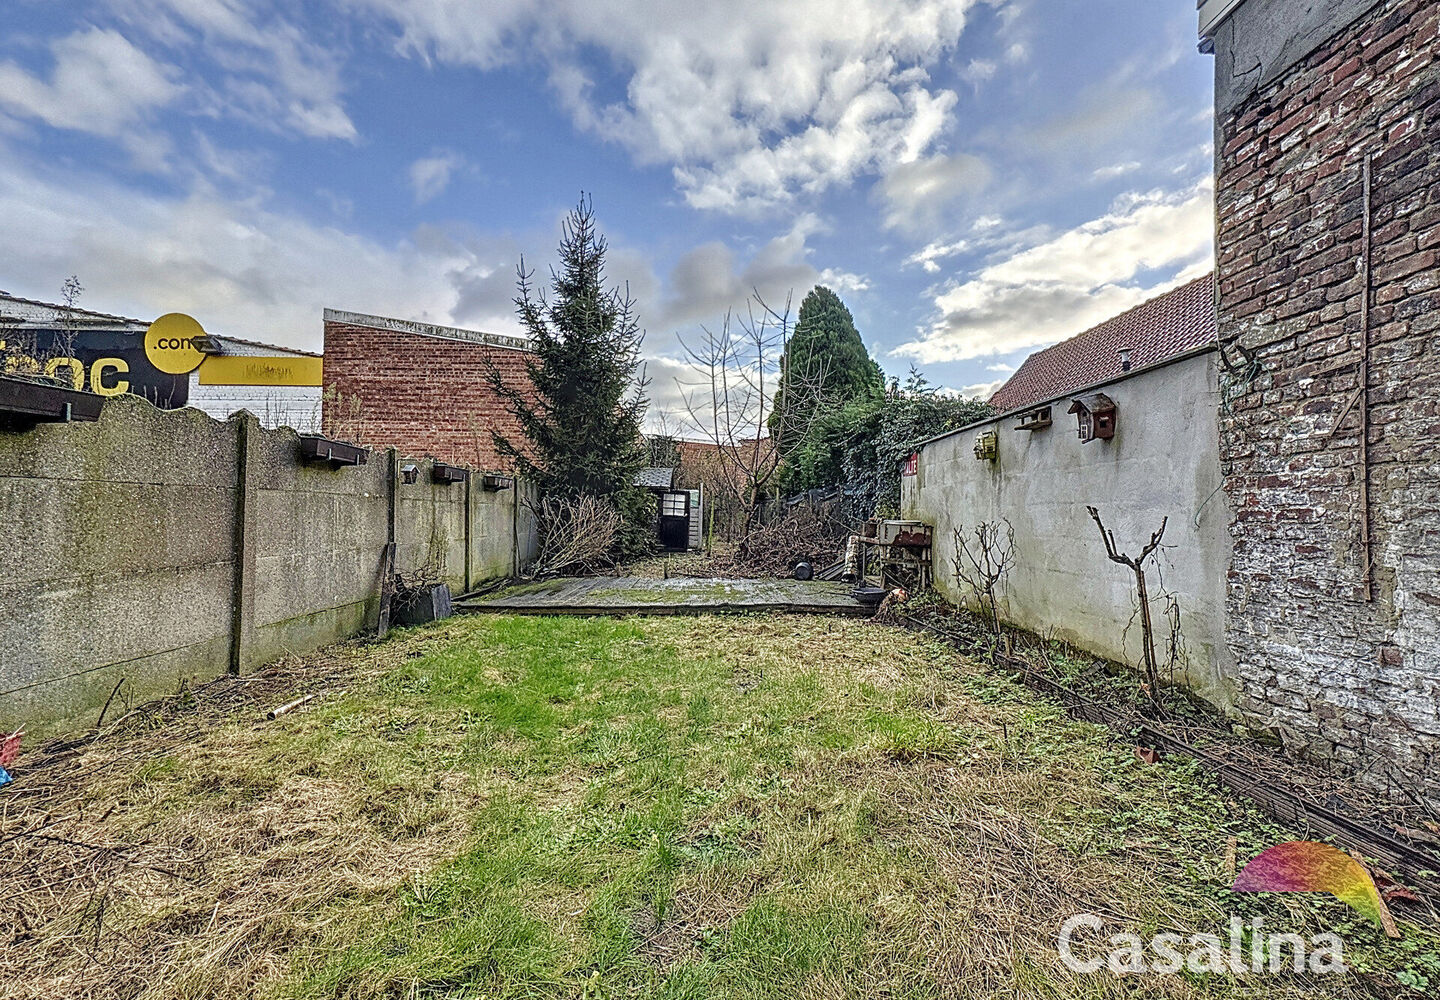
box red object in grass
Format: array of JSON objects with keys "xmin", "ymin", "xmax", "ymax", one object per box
[{"xmin": 0, "ymin": 729, "xmax": 21, "ymax": 767}]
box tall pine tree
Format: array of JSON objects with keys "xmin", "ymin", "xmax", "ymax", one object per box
[
  {"xmin": 489, "ymin": 196, "xmax": 649, "ymax": 508},
  {"xmin": 768, "ymin": 285, "xmax": 883, "ymax": 458}
]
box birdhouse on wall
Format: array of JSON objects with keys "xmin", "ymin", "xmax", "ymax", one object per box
[
  {"xmin": 973, "ymin": 430, "xmax": 998, "ymax": 462},
  {"xmin": 1016, "ymin": 406, "xmax": 1052, "ymax": 432},
  {"xmin": 1068, "ymin": 393, "xmax": 1117, "ymax": 443}
]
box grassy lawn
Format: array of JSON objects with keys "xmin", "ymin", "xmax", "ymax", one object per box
[{"xmin": 5, "ymin": 614, "xmax": 1435, "ymax": 999}]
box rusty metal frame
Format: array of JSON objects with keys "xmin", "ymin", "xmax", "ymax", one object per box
[{"xmin": 0, "ymin": 374, "xmax": 104, "ymax": 427}]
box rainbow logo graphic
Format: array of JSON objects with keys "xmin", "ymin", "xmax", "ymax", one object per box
[{"xmin": 1232, "ymin": 841, "xmax": 1396, "ymax": 933}]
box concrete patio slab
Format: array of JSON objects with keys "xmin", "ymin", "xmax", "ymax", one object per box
[{"xmin": 457, "ymin": 576, "xmax": 873, "ymax": 617}]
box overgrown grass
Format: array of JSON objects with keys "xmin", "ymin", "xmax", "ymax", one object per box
[{"xmin": 5, "ymin": 614, "xmax": 1436, "ymax": 999}]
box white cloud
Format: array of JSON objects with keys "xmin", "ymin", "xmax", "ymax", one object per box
[
  {"xmin": 352, "ymin": 0, "xmax": 983, "ymax": 211},
  {"xmin": 0, "ymin": 148, "xmax": 517, "ymax": 350},
  {"xmin": 654, "ymin": 213, "xmax": 856, "ymax": 329},
  {"xmin": 949, "ymin": 379, "xmax": 1003, "ymax": 399},
  {"xmin": 960, "ymin": 59, "xmax": 997, "ymax": 86},
  {"xmin": 819, "ymin": 268, "xmax": 870, "ymax": 294},
  {"xmin": 109, "ymin": 0, "xmax": 357, "ymax": 140},
  {"xmin": 877, "ymin": 152, "xmax": 992, "ymax": 233},
  {"xmin": 1093, "ymin": 161, "xmax": 1141, "ymax": 181},
  {"xmin": 895, "ymin": 179, "xmax": 1214, "ymax": 363},
  {"xmin": 905, "ymin": 238, "xmax": 969, "ymax": 273},
  {"xmin": 408, "ymin": 151, "xmax": 465, "ymax": 204},
  {"xmin": 0, "ymin": 28, "xmax": 181, "ymax": 137}
]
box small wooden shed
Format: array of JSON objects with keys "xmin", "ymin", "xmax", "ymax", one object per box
[{"xmin": 633, "ymin": 467, "xmax": 703, "ymax": 551}]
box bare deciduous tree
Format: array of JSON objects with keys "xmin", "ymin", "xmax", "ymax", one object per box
[
  {"xmin": 1086, "ymin": 506, "xmax": 1168, "ymax": 702},
  {"xmin": 950, "ymin": 520, "xmax": 1017, "ymax": 650},
  {"xmin": 675, "ymin": 290, "xmax": 830, "ymax": 555}
]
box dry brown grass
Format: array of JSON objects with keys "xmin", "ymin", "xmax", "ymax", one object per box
[
  {"xmin": 1, "ymin": 614, "xmax": 1425, "ymax": 999},
  {"xmin": 1, "ymin": 630, "xmax": 482, "ymax": 1000}
]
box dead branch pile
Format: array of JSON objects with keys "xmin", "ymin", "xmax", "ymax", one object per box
[
  {"xmin": 530, "ymin": 494, "xmax": 620, "ymax": 576},
  {"xmin": 726, "ymin": 503, "xmax": 842, "ymax": 576}
]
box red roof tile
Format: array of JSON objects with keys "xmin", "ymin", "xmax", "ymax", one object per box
[{"xmin": 988, "ymin": 274, "xmax": 1216, "ymax": 413}]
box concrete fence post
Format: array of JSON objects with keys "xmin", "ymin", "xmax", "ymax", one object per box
[
  {"xmin": 463, "ymin": 471, "xmax": 473, "ymax": 593},
  {"xmin": 386, "ymin": 447, "xmax": 398, "ymax": 550},
  {"xmin": 229, "ymin": 414, "xmax": 258, "ymax": 674}
]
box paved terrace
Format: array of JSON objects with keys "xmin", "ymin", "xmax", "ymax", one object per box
[{"xmin": 458, "ymin": 576, "xmax": 873, "ymax": 616}]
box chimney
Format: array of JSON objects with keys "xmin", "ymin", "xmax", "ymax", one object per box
[{"xmin": 1118, "ymin": 347, "xmax": 1133, "ymax": 372}]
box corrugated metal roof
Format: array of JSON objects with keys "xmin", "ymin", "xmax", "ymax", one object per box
[
  {"xmin": 0, "ymin": 292, "xmax": 319, "ymax": 357},
  {"xmin": 634, "ymin": 467, "xmax": 677, "ymax": 489},
  {"xmin": 988, "ymin": 275, "xmax": 1216, "ymax": 413}
]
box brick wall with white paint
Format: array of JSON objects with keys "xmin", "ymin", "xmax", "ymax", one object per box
[{"xmin": 1215, "ymin": 0, "xmax": 1440, "ymax": 799}]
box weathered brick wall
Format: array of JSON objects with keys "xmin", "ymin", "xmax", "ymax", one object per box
[
  {"xmin": 1216, "ymin": 0, "xmax": 1440, "ymax": 799},
  {"xmin": 322, "ymin": 317, "xmax": 535, "ymax": 469}
]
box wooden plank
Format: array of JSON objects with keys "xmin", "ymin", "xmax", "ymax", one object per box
[{"xmin": 376, "ymin": 541, "xmax": 396, "ymax": 638}]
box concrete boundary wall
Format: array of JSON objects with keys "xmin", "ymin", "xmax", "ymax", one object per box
[
  {"xmin": 902, "ymin": 350, "xmax": 1238, "ymax": 711},
  {"xmin": 0, "ymin": 395, "xmax": 537, "ymax": 735}
]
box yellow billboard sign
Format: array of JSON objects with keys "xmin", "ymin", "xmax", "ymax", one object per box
[
  {"xmin": 197, "ymin": 355, "xmax": 323, "ymax": 387},
  {"xmin": 144, "ymin": 313, "xmax": 209, "ymax": 374}
]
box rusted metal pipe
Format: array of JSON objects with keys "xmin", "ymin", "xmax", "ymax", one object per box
[{"xmin": 1359, "ymin": 150, "xmax": 1374, "ymax": 603}]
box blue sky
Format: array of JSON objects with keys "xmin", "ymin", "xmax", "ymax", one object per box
[{"xmin": 0, "ymin": 0, "xmax": 1215, "ymax": 423}]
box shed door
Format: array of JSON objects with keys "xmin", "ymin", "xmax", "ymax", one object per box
[{"xmin": 658, "ymin": 491, "xmax": 690, "ymax": 550}]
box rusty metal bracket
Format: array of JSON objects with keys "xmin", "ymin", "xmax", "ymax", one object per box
[{"xmin": 1325, "ymin": 384, "xmax": 1365, "ymax": 439}]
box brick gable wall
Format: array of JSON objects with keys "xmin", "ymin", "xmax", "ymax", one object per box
[
  {"xmin": 321, "ymin": 320, "xmax": 535, "ymax": 470},
  {"xmin": 1216, "ymin": 0, "xmax": 1440, "ymax": 799}
]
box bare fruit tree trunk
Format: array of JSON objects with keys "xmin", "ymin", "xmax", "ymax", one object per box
[{"xmin": 1086, "ymin": 506, "xmax": 1168, "ymax": 703}]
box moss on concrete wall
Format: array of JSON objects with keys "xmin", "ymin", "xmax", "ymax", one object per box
[{"xmin": 0, "ymin": 394, "xmax": 533, "ymax": 736}]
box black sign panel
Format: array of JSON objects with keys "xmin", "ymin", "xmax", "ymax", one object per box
[{"xmin": 0, "ymin": 328, "xmax": 189, "ymax": 408}]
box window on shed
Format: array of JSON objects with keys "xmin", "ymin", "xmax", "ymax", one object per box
[{"xmin": 661, "ymin": 492, "xmax": 688, "ymax": 517}]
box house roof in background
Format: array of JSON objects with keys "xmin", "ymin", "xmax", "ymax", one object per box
[
  {"xmin": 634, "ymin": 467, "xmax": 677, "ymax": 489},
  {"xmin": 988, "ymin": 274, "xmax": 1216, "ymax": 412}
]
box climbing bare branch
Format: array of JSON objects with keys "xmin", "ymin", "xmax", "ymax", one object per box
[
  {"xmin": 1086, "ymin": 506, "xmax": 1169, "ymax": 703},
  {"xmin": 950, "ymin": 519, "xmax": 1016, "ymax": 651}
]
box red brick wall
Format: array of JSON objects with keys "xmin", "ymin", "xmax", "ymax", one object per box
[
  {"xmin": 1216, "ymin": 0, "xmax": 1440, "ymax": 799},
  {"xmin": 321, "ymin": 320, "xmax": 535, "ymax": 469}
]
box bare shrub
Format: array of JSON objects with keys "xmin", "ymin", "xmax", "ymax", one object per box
[
  {"xmin": 319, "ymin": 385, "xmax": 365, "ymax": 443},
  {"xmin": 531, "ymin": 494, "xmax": 621, "ymax": 577},
  {"xmin": 950, "ymin": 520, "xmax": 1017, "ymax": 650}
]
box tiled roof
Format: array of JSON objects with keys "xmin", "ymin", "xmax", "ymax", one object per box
[
  {"xmin": 988, "ymin": 274, "xmax": 1217, "ymax": 413},
  {"xmin": 634, "ymin": 467, "xmax": 677, "ymax": 489}
]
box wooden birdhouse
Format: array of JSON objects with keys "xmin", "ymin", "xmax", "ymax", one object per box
[
  {"xmin": 1016, "ymin": 406, "xmax": 1052, "ymax": 432},
  {"xmin": 973, "ymin": 430, "xmax": 998, "ymax": 462},
  {"xmin": 1067, "ymin": 393, "xmax": 1117, "ymax": 443}
]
